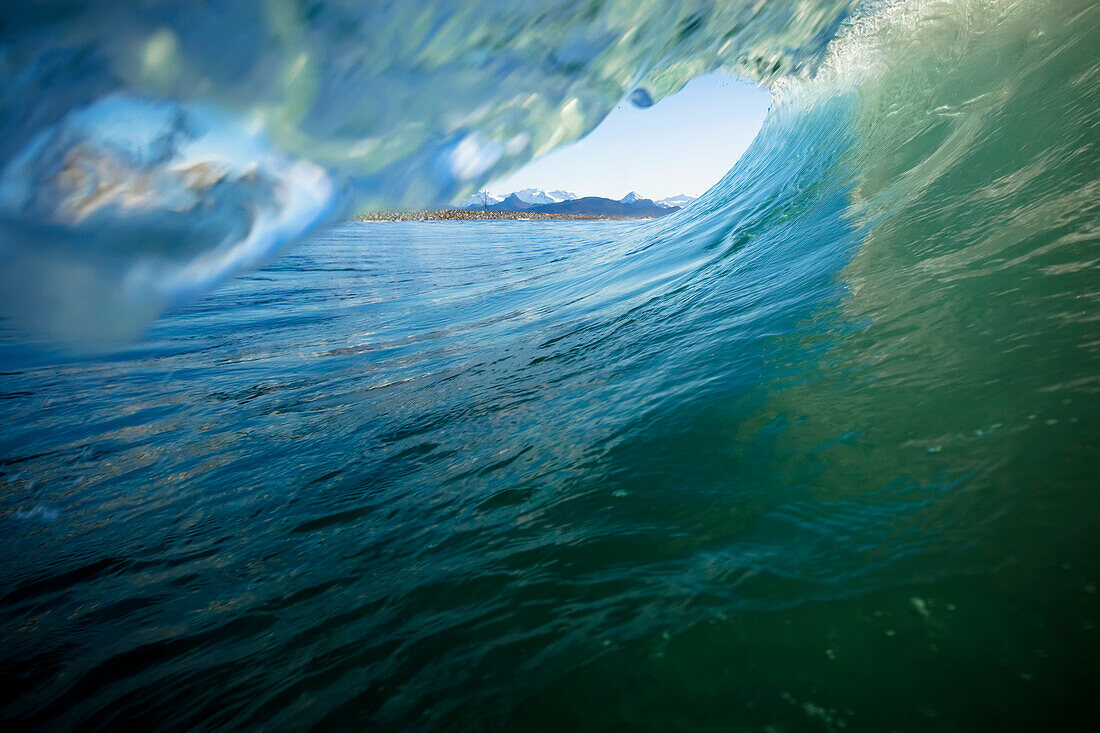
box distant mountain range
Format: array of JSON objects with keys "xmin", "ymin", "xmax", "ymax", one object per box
[
  {"xmin": 457, "ymin": 189, "xmax": 697, "ymax": 218},
  {"xmin": 460, "ymin": 188, "xmax": 578, "ymax": 207},
  {"xmin": 653, "ymin": 194, "xmax": 696, "ymax": 208}
]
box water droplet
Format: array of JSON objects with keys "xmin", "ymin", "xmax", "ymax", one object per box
[{"xmin": 628, "ymin": 88, "xmax": 654, "ymax": 108}]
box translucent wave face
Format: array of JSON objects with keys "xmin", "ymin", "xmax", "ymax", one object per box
[
  {"xmin": 0, "ymin": 96, "xmax": 334, "ymax": 341},
  {"xmin": 0, "ymin": 0, "xmax": 860, "ymax": 341}
]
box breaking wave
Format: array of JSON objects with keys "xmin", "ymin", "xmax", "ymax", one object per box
[{"xmin": 2, "ymin": 0, "xmax": 1099, "ymax": 727}]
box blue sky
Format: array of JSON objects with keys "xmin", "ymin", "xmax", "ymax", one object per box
[{"xmin": 488, "ymin": 74, "xmax": 771, "ymax": 200}]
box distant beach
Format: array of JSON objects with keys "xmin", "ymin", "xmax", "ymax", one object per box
[{"xmin": 355, "ymin": 209, "xmax": 652, "ymax": 221}]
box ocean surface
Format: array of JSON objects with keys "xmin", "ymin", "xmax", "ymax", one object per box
[
  {"xmin": 3, "ymin": 214, "xmax": 1098, "ymax": 729},
  {"xmin": 2, "ymin": 0, "xmax": 1100, "ymax": 729}
]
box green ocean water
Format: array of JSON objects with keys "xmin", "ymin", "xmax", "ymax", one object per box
[{"xmin": 2, "ymin": 0, "xmax": 1100, "ymax": 729}]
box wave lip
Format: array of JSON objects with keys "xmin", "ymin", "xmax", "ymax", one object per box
[
  {"xmin": 0, "ymin": 96, "xmax": 334, "ymax": 341},
  {"xmin": 0, "ymin": 0, "xmax": 867, "ymax": 340}
]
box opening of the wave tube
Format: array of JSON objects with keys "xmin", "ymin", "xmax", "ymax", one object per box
[{"xmin": 473, "ymin": 74, "xmax": 770, "ymax": 210}]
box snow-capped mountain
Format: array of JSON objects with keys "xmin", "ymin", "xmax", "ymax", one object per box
[
  {"xmin": 458, "ymin": 190, "xmax": 504, "ymax": 207},
  {"xmin": 623, "ymin": 192, "xmax": 696, "ymax": 208},
  {"xmin": 656, "ymin": 194, "xmax": 696, "ymax": 208},
  {"xmin": 512, "ymin": 188, "xmax": 554, "ymax": 205},
  {"xmin": 458, "ymin": 189, "xmax": 692, "ymax": 211},
  {"xmin": 544, "ymin": 189, "xmax": 577, "ymax": 203},
  {"xmin": 514, "ymin": 188, "xmax": 578, "ymax": 204},
  {"xmin": 459, "ymin": 188, "xmax": 577, "ymax": 207}
]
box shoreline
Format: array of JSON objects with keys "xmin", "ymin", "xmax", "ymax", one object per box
[{"xmin": 353, "ymin": 209, "xmax": 652, "ymax": 222}]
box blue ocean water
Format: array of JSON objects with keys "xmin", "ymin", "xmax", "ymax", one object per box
[
  {"xmin": 3, "ymin": 211, "xmax": 1099, "ymax": 728},
  {"xmin": 2, "ymin": 0, "xmax": 1100, "ymax": 728},
  {"xmin": 0, "ymin": 217, "xmax": 856, "ymax": 724}
]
